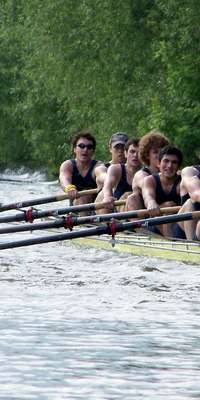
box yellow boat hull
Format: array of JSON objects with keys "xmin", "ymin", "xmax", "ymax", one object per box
[{"xmin": 72, "ymin": 231, "xmax": 200, "ymax": 264}]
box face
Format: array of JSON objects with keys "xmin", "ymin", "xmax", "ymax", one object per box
[
  {"xmin": 109, "ymin": 143, "xmax": 126, "ymax": 163},
  {"xmin": 125, "ymin": 144, "xmax": 140, "ymax": 167},
  {"xmin": 159, "ymin": 154, "xmax": 180, "ymax": 178},
  {"xmin": 74, "ymin": 137, "xmax": 94, "ymax": 162},
  {"xmin": 148, "ymin": 147, "xmax": 160, "ymax": 169}
]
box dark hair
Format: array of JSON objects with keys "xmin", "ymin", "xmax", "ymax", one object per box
[
  {"xmin": 125, "ymin": 138, "xmax": 140, "ymax": 151},
  {"xmin": 159, "ymin": 145, "xmax": 183, "ymax": 166},
  {"xmin": 139, "ymin": 130, "xmax": 169, "ymax": 165},
  {"xmin": 71, "ymin": 130, "xmax": 96, "ymax": 150}
]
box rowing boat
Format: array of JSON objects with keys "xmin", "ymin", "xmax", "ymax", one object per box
[
  {"xmin": 0, "ymin": 189, "xmax": 199, "ymax": 264},
  {"xmin": 71, "ymin": 229, "xmax": 200, "ymax": 264}
]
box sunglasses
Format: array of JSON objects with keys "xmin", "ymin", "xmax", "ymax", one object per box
[{"xmin": 77, "ymin": 143, "xmax": 94, "ymax": 150}]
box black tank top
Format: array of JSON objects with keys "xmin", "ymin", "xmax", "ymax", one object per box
[
  {"xmin": 141, "ymin": 166, "xmax": 151, "ymax": 175},
  {"xmin": 153, "ymin": 174, "xmax": 181, "ymax": 205},
  {"xmin": 181, "ymin": 193, "xmax": 189, "ymax": 205},
  {"xmin": 194, "ymin": 165, "xmax": 200, "ymax": 177},
  {"xmin": 113, "ymin": 164, "xmax": 132, "ymax": 199},
  {"xmin": 71, "ymin": 159, "xmax": 98, "ymax": 191},
  {"xmin": 105, "ymin": 161, "xmax": 111, "ymax": 168}
]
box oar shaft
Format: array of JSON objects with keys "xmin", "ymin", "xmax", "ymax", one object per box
[
  {"xmin": 0, "ymin": 211, "xmax": 199, "ymax": 250},
  {"xmin": 0, "ymin": 188, "xmax": 99, "ymax": 212},
  {"xmin": 0, "ymin": 224, "xmax": 115, "ymax": 249},
  {"xmin": 0, "ymin": 205, "xmax": 179, "ymax": 233},
  {"xmin": 0, "ymin": 199, "xmax": 125, "ymax": 224}
]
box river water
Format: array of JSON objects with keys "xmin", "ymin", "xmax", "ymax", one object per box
[{"xmin": 0, "ymin": 170, "xmax": 200, "ymax": 399}]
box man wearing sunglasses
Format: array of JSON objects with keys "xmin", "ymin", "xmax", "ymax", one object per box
[{"xmin": 59, "ymin": 130, "xmax": 106, "ymax": 205}]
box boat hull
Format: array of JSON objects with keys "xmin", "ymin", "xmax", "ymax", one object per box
[{"xmin": 72, "ymin": 230, "xmax": 200, "ymax": 264}]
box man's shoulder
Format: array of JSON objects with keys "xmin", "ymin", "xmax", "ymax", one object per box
[
  {"xmin": 181, "ymin": 165, "xmax": 198, "ymax": 177},
  {"xmin": 106, "ymin": 162, "xmax": 122, "ymax": 175},
  {"xmin": 134, "ymin": 167, "xmax": 151, "ymax": 181},
  {"xmin": 60, "ymin": 159, "xmax": 73, "ymax": 170},
  {"xmin": 93, "ymin": 160, "xmax": 106, "ymax": 169}
]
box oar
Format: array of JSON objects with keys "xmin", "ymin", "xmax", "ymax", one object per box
[
  {"xmin": 0, "ymin": 210, "xmax": 199, "ymax": 250},
  {"xmin": 0, "ymin": 188, "xmax": 99, "ymax": 212},
  {"xmin": 0, "ymin": 206, "xmax": 180, "ymax": 234},
  {"xmin": 0, "ymin": 199, "xmax": 126, "ymax": 224}
]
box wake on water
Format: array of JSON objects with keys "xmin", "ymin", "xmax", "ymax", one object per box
[{"xmin": 0, "ymin": 167, "xmax": 58, "ymax": 185}]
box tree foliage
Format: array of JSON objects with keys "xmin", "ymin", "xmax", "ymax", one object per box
[{"xmin": 0, "ymin": 0, "xmax": 199, "ymax": 174}]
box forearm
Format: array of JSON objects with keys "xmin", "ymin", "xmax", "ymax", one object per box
[
  {"xmin": 59, "ymin": 161, "xmax": 73, "ymax": 190},
  {"xmin": 143, "ymin": 193, "xmax": 158, "ymax": 209},
  {"xmin": 59, "ymin": 162, "xmax": 77, "ymax": 197},
  {"xmin": 96, "ymin": 171, "xmax": 107, "ymax": 189},
  {"xmin": 95, "ymin": 165, "xmax": 107, "ymax": 188},
  {"xmin": 103, "ymin": 181, "xmax": 114, "ymax": 198},
  {"xmin": 59, "ymin": 174, "xmax": 72, "ymax": 190}
]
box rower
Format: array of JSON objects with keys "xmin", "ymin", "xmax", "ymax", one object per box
[
  {"xmin": 97, "ymin": 138, "xmax": 141, "ymax": 214},
  {"xmin": 126, "ymin": 130, "xmax": 169, "ymax": 211},
  {"xmin": 176, "ymin": 164, "xmax": 200, "ymax": 240},
  {"xmin": 142, "ymin": 145, "xmax": 183, "ymax": 237},
  {"xmin": 94, "ymin": 131, "xmax": 129, "ymax": 206},
  {"xmin": 59, "ymin": 130, "xmax": 106, "ymax": 206}
]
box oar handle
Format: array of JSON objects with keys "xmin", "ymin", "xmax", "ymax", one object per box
[
  {"xmin": 94, "ymin": 199, "xmax": 126, "ymax": 210},
  {"xmin": 0, "ymin": 188, "xmax": 100, "ymax": 212},
  {"xmin": 56, "ymin": 188, "xmax": 99, "ymax": 201},
  {"xmin": 75, "ymin": 188, "xmax": 99, "ymax": 198},
  {"xmin": 136, "ymin": 206, "xmax": 180, "ymax": 218},
  {"xmin": 160, "ymin": 206, "xmax": 180, "ymax": 214}
]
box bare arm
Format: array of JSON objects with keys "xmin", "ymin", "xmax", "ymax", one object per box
[
  {"xmin": 59, "ymin": 160, "xmax": 78, "ymax": 199},
  {"xmin": 181, "ymin": 166, "xmax": 200, "ymax": 202},
  {"xmin": 142, "ymin": 175, "xmax": 160, "ymax": 216},
  {"xmin": 132, "ymin": 170, "xmax": 149, "ymax": 192},
  {"xmin": 102, "ymin": 164, "xmax": 121, "ymax": 205},
  {"xmin": 93, "ymin": 163, "xmax": 107, "ymax": 189}
]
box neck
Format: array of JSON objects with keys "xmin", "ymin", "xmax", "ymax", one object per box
[
  {"xmin": 125, "ymin": 163, "xmax": 140, "ymax": 175},
  {"xmin": 75, "ymin": 158, "xmax": 91, "ymax": 169},
  {"xmin": 160, "ymin": 172, "xmax": 178, "ymax": 183},
  {"xmin": 148, "ymin": 164, "xmax": 159, "ymax": 174}
]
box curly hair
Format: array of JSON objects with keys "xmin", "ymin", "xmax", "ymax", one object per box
[{"xmin": 139, "ymin": 130, "xmax": 169, "ymax": 165}]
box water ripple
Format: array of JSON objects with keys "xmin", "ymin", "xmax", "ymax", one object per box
[{"xmin": 0, "ymin": 178, "xmax": 199, "ymax": 399}]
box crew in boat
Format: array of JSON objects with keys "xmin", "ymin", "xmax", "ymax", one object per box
[
  {"xmin": 141, "ymin": 145, "xmax": 183, "ymax": 237},
  {"xmin": 59, "ymin": 130, "xmax": 106, "ymax": 205},
  {"xmin": 96, "ymin": 138, "xmax": 141, "ymax": 214},
  {"xmin": 175, "ymin": 164, "xmax": 200, "ymax": 240},
  {"xmin": 126, "ymin": 130, "xmax": 169, "ymax": 211}
]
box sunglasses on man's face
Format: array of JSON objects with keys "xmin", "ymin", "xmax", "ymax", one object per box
[{"xmin": 76, "ymin": 143, "xmax": 94, "ymax": 150}]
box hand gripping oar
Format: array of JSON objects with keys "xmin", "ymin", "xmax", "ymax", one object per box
[
  {"xmin": 0, "ymin": 206, "xmax": 180, "ymax": 234},
  {"xmin": 0, "ymin": 211, "xmax": 199, "ymax": 250},
  {"xmin": 0, "ymin": 199, "xmax": 126, "ymax": 224},
  {"xmin": 0, "ymin": 188, "xmax": 99, "ymax": 212}
]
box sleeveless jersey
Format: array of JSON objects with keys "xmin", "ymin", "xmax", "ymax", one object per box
[
  {"xmin": 153, "ymin": 174, "xmax": 181, "ymax": 205},
  {"xmin": 194, "ymin": 165, "xmax": 200, "ymax": 177},
  {"xmin": 113, "ymin": 164, "xmax": 132, "ymax": 199},
  {"xmin": 71, "ymin": 159, "xmax": 98, "ymax": 191},
  {"xmin": 141, "ymin": 166, "xmax": 152, "ymax": 175}
]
